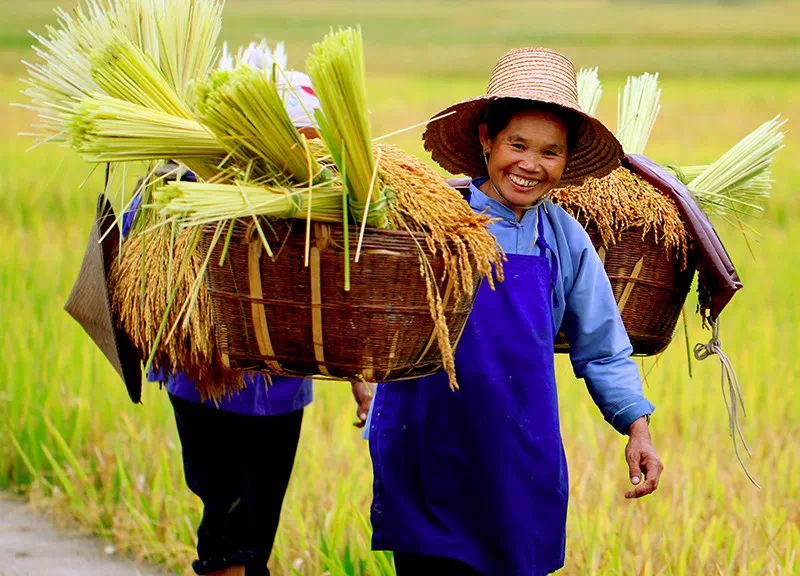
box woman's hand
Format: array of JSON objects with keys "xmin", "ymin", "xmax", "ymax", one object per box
[
  {"xmin": 351, "ymin": 381, "xmax": 374, "ymax": 428},
  {"xmin": 624, "ymin": 416, "xmax": 664, "ymax": 499}
]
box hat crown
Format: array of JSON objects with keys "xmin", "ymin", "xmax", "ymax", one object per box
[{"xmin": 486, "ymin": 48, "xmax": 581, "ymax": 112}]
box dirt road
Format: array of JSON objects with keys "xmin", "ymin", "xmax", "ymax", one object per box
[{"xmin": 0, "ymin": 494, "xmax": 174, "ymax": 576}]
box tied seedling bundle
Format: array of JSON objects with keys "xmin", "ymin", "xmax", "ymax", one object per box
[{"xmin": 22, "ymin": 1, "xmax": 504, "ymax": 399}]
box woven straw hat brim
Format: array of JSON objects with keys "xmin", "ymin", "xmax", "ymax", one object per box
[
  {"xmin": 64, "ymin": 194, "xmax": 142, "ymax": 403},
  {"xmin": 422, "ymin": 96, "xmax": 622, "ymax": 186},
  {"xmin": 422, "ymin": 47, "xmax": 623, "ymax": 186}
]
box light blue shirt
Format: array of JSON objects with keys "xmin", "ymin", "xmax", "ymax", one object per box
[{"xmin": 364, "ymin": 179, "xmax": 654, "ymax": 436}]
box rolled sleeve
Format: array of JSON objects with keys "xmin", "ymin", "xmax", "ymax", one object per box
[
  {"xmin": 607, "ymin": 397, "xmax": 655, "ymax": 433},
  {"xmin": 560, "ymin": 223, "xmax": 655, "ymax": 435}
]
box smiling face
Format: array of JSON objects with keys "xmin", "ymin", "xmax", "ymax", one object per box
[{"xmin": 478, "ymin": 107, "xmax": 569, "ymax": 218}]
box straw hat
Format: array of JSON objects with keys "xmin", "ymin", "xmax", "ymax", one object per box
[
  {"xmin": 65, "ymin": 194, "xmax": 142, "ymax": 403},
  {"xmin": 422, "ymin": 47, "xmax": 623, "ymax": 186}
]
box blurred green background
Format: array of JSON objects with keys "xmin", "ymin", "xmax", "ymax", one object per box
[{"xmin": 1, "ymin": 1, "xmax": 798, "ymax": 574}]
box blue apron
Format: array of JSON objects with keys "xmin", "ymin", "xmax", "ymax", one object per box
[{"xmin": 369, "ymin": 209, "xmax": 568, "ymax": 576}]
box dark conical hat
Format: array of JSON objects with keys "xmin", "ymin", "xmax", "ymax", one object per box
[{"xmin": 64, "ymin": 194, "xmax": 142, "ymax": 403}]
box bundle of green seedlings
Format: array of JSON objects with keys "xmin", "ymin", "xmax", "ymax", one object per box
[
  {"xmin": 194, "ymin": 64, "xmax": 325, "ymax": 184},
  {"xmin": 20, "ymin": 0, "xmax": 223, "ymax": 150},
  {"xmin": 67, "ymin": 31, "xmax": 225, "ymax": 179},
  {"xmin": 616, "ymin": 72, "xmax": 661, "ymax": 156},
  {"xmin": 666, "ymin": 115, "xmax": 786, "ymax": 219},
  {"xmin": 576, "ymin": 67, "xmax": 602, "ymax": 117}
]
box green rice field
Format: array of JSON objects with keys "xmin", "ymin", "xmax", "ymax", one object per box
[{"xmin": 1, "ymin": 1, "xmax": 798, "ymax": 574}]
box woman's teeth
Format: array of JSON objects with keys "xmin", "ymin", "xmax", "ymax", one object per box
[{"xmin": 509, "ymin": 174, "xmax": 540, "ymax": 188}]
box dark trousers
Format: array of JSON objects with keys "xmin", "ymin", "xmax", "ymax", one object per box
[
  {"xmin": 169, "ymin": 394, "xmax": 304, "ymax": 576},
  {"xmin": 394, "ymin": 553, "xmax": 489, "ymax": 575}
]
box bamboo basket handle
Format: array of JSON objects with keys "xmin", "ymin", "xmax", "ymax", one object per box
[
  {"xmin": 617, "ymin": 256, "xmax": 645, "ymax": 315},
  {"xmin": 310, "ymin": 246, "xmax": 332, "ymax": 376},
  {"xmin": 248, "ymin": 237, "xmax": 282, "ymax": 373}
]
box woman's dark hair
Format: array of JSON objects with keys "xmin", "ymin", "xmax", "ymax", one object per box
[{"xmin": 481, "ymin": 98, "xmax": 582, "ymax": 154}]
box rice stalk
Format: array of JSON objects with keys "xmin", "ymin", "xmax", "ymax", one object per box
[
  {"xmin": 150, "ymin": 0, "xmax": 223, "ymax": 101},
  {"xmin": 19, "ymin": 3, "xmax": 114, "ymax": 142},
  {"xmin": 552, "ymin": 166, "xmax": 690, "ymax": 268},
  {"xmin": 100, "ymin": 0, "xmax": 222, "ymax": 100},
  {"xmin": 377, "ymin": 143, "xmax": 506, "ymax": 388},
  {"xmin": 20, "ymin": 0, "xmax": 223, "ymax": 144},
  {"xmin": 108, "ymin": 225, "xmax": 243, "ymax": 401}
]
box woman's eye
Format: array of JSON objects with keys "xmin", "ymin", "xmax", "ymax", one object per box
[
  {"xmin": 510, "ymin": 143, "xmax": 525, "ymax": 151},
  {"xmin": 542, "ymin": 150, "xmax": 557, "ymax": 157}
]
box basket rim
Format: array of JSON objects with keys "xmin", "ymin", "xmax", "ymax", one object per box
[{"xmin": 203, "ymin": 219, "xmax": 437, "ymax": 242}]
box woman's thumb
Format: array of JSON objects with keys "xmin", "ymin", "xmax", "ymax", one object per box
[{"xmin": 629, "ymin": 459, "xmax": 642, "ymax": 485}]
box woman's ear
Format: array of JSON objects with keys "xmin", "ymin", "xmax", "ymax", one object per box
[{"xmin": 478, "ymin": 123, "xmax": 491, "ymax": 154}]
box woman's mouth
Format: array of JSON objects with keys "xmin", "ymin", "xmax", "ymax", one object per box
[{"xmin": 508, "ymin": 173, "xmax": 540, "ymax": 191}]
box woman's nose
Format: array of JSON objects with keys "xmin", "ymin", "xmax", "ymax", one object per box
[{"xmin": 518, "ymin": 152, "xmax": 543, "ymax": 173}]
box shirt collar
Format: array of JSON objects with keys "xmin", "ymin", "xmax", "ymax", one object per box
[{"xmin": 469, "ymin": 177, "xmax": 544, "ymax": 226}]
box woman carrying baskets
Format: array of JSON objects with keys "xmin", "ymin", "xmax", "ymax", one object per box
[{"xmin": 366, "ymin": 48, "xmax": 664, "ymax": 575}]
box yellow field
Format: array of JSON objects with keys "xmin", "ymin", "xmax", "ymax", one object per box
[{"xmin": 1, "ymin": 1, "xmax": 798, "ymax": 574}]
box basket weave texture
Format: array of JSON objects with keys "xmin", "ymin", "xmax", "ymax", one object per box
[
  {"xmin": 555, "ymin": 222, "xmax": 696, "ymax": 356},
  {"xmin": 199, "ymin": 219, "xmax": 480, "ymax": 381}
]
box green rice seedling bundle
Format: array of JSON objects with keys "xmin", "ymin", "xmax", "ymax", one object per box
[
  {"xmin": 194, "ymin": 65, "xmax": 323, "ymax": 184},
  {"xmin": 155, "ymin": 179, "xmax": 345, "ymax": 225},
  {"xmin": 667, "ymin": 116, "xmax": 786, "ymax": 217},
  {"xmin": 575, "ymin": 69, "xmax": 786, "ymax": 220},
  {"xmin": 90, "ymin": 34, "xmax": 194, "ymax": 118},
  {"xmin": 306, "ymin": 27, "xmax": 388, "ymax": 229},
  {"xmin": 576, "ymin": 67, "xmax": 602, "ymax": 117},
  {"xmin": 69, "ymin": 95, "xmax": 225, "ymax": 163},
  {"xmin": 138, "ymin": 0, "xmax": 223, "ymax": 101},
  {"xmin": 20, "ymin": 0, "xmax": 223, "ymax": 147},
  {"xmin": 77, "ymin": 33, "xmax": 224, "ymax": 178},
  {"xmin": 616, "ymin": 72, "xmax": 661, "ymax": 155},
  {"xmin": 20, "ymin": 4, "xmax": 112, "ymax": 143}
]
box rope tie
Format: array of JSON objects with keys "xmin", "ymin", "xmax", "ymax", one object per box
[
  {"xmin": 349, "ymin": 188, "xmax": 394, "ymax": 227},
  {"xmin": 282, "ymin": 192, "xmax": 301, "ymax": 219},
  {"xmin": 693, "ymin": 318, "xmax": 760, "ymax": 488}
]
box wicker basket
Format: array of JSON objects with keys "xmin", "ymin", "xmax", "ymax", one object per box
[
  {"xmin": 198, "ymin": 219, "xmax": 480, "ymax": 381},
  {"xmin": 555, "ymin": 222, "xmax": 696, "ymax": 356}
]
